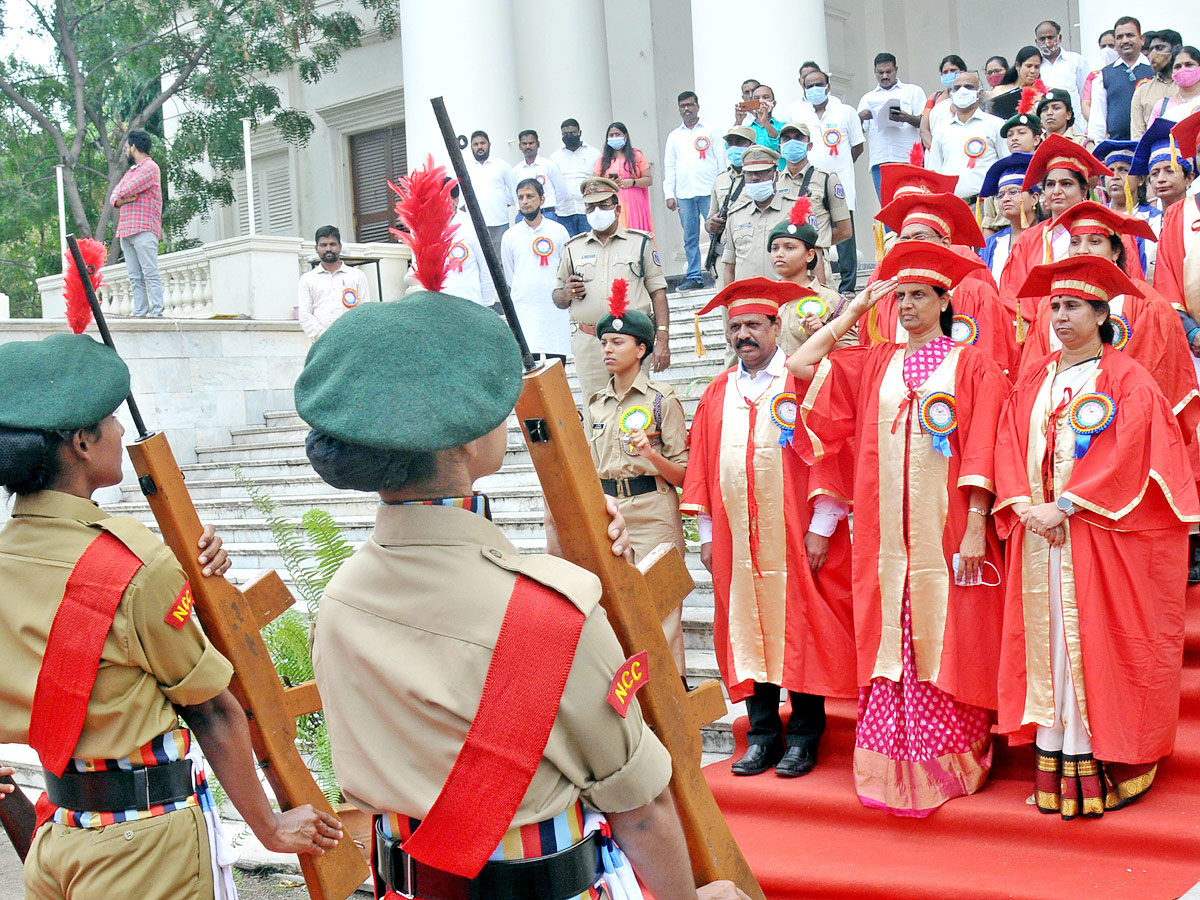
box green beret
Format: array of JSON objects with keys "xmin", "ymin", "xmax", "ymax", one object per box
[
  {"xmin": 294, "ymin": 293, "xmax": 523, "ymax": 452},
  {"xmin": 0, "ymin": 334, "xmax": 129, "ymax": 431},
  {"xmin": 1001, "ymin": 112, "xmax": 1042, "ymax": 138},
  {"xmin": 596, "ymin": 308, "xmax": 655, "ymax": 345},
  {"xmin": 768, "ymin": 218, "xmax": 819, "ymax": 251}
]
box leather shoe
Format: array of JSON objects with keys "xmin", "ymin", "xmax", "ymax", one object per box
[
  {"xmin": 775, "ymin": 745, "xmax": 817, "ymax": 778},
  {"xmin": 731, "ymin": 743, "xmax": 784, "ymax": 776}
]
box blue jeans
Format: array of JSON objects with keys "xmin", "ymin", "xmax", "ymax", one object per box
[
  {"xmin": 676, "ymin": 195, "xmax": 706, "ymax": 281},
  {"xmin": 558, "ymin": 213, "xmax": 589, "ymax": 237},
  {"xmin": 541, "ymin": 207, "xmax": 559, "ymax": 223},
  {"xmin": 120, "ymin": 230, "xmax": 164, "ymax": 316},
  {"xmin": 871, "ymin": 164, "xmax": 883, "ymax": 200}
]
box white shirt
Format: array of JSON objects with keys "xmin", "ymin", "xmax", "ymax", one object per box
[
  {"xmin": 1039, "ymin": 49, "xmax": 1088, "ymax": 132},
  {"xmin": 512, "ymin": 155, "xmax": 570, "ymax": 211},
  {"xmin": 791, "ymin": 96, "xmax": 865, "ymax": 210},
  {"xmin": 297, "ymin": 261, "xmax": 370, "ymax": 341},
  {"xmin": 465, "ymin": 155, "xmax": 516, "ymax": 226},
  {"xmin": 1087, "ymin": 54, "xmax": 1153, "ymax": 143},
  {"xmin": 432, "ymin": 209, "xmax": 495, "ymax": 306},
  {"xmin": 857, "ymin": 80, "xmax": 927, "ymax": 167},
  {"xmin": 927, "ymin": 106, "xmax": 1008, "ymax": 199},
  {"xmin": 550, "ymin": 143, "xmax": 602, "ymax": 217},
  {"xmin": 695, "ymin": 347, "xmax": 848, "ymax": 542},
  {"xmin": 500, "ymin": 215, "xmax": 572, "ymax": 357},
  {"xmin": 662, "ymin": 120, "xmax": 726, "ymax": 200}
]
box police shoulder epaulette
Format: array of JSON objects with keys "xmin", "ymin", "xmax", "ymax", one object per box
[
  {"xmin": 625, "ymin": 228, "xmax": 654, "ymax": 238},
  {"xmin": 564, "ymin": 231, "xmax": 591, "ymax": 244}
]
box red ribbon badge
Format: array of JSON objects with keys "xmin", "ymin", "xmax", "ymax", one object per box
[
  {"xmin": 448, "ymin": 241, "xmax": 468, "ymax": 273},
  {"xmin": 964, "ymin": 137, "xmax": 986, "ymax": 169},
  {"xmin": 533, "ymin": 235, "xmax": 555, "ymax": 267},
  {"xmin": 823, "ymin": 128, "xmax": 843, "ymax": 156},
  {"xmin": 606, "ymin": 651, "xmax": 649, "ymax": 717},
  {"xmin": 695, "ymin": 135, "xmax": 711, "ymax": 160}
]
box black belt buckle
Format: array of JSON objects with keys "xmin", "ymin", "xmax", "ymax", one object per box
[
  {"xmin": 132, "ymin": 767, "xmax": 150, "ymax": 811},
  {"xmin": 374, "ymin": 818, "xmax": 417, "ymax": 899}
]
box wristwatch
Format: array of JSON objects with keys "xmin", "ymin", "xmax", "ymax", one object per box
[{"xmin": 1055, "ymin": 496, "xmax": 1075, "ymax": 516}]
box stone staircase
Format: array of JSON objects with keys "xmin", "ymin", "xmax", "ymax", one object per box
[{"xmin": 107, "ymin": 288, "xmax": 749, "ymax": 756}]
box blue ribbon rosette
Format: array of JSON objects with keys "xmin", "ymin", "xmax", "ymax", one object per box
[
  {"xmin": 1067, "ymin": 392, "xmax": 1116, "ymax": 458},
  {"xmin": 1109, "ymin": 314, "xmax": 1131, "ymax": 351},
  {"xmin": 918, "ymin": 391, "xmax": 957, "ymax": 457},
  {"xmin": 770, "ymin": 391, "xmax": 798, "ymax": 447}
]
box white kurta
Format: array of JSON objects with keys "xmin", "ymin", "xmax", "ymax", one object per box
[{"xmin": 501, "ymin": 215, "xmax": 572, "ymax": 356}]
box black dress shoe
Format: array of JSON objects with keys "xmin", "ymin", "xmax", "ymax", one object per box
[
  {"xmin": 731, "ymin": 743, "xmax": 784, "ymax": 776},
  {"xmin": 775, "ymin": 745, "xmax": 817, "ymax": 778}
]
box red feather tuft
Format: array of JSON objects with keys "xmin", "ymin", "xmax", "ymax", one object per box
[
  {"xmin": 1032, "ymin": 79, "xmax": 1047, "ymax": 98},
  {"xmin": 63, "ymin": 238, "xmax": 107, "ymax": 334},
  {"xmin": 909, "ymin": 142, "xmax": 924, "ymax": 167},
  {"xmin": 389, "ymin": 155, "xmax": 458, "ymax": 294},
  {"xmin": 789, "ymin": 195, "xmax": 813, "ymax": 227},
  {"xmin": 1017, "ymin": 86, "xmax": 1037, "ymax": 116},
  {"xmin": 608, "ymin": 279, "xmax": 629, "ymax": 319}
]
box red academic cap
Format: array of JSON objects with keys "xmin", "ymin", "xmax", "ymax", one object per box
[
  {"xmin": 1171, "ymin": 108, "xmax": 1200, "ymax": 161},
  {"xmin": 875, "ymin": 240, "xmax": 987, "ymax": 291},
  {"xmin": 697, "ymin": 277, "xmax": 817, "ymax": 319},
  {"xmin": 1051, "ymin": 200, "xmax": 1157, "ymax": 242},
  {"xmin": 878, "ymin": 163, "xmax": 959, "ymax": 207},
  {"xmin": 1022, "ymin": 133, "xmax": 1111, "ymax": 192},
  {"xmin": 875, "ymin": 191, "xmax": 986, "ymax": 248},
  {"xmin": 1017, "ymin": 255, "xmax": 1142, "ymax": 303}
]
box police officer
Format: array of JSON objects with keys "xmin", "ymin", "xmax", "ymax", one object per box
[
  {"xmin": 553, "ymin": 176, "xmax": 669, "ymax": 407},
  {"xmin": 721, "ymin": 145, "xmax": 794, "ymax": 284},
  {"xmin": 589, "ymin": 295, "xmax": 690, "ymax": 675},
  {"xmin": 706, "ymin": 125, "xmax": 756, "ymax": 251},
  {"xmin": 297, "ymin": 252, "xmax": 747, "ymax": 900},
  {"xmin": 0, "ymin": 333, "xmax": 339, "ymax": 900},
  {"xmin": 775, "ymin": 123, "xmax": 852, "ymax": 288}
]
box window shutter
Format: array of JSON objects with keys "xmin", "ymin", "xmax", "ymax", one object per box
[{"xmin": 349, "ymin": 123, "xmax": 407, "ymax": 243}]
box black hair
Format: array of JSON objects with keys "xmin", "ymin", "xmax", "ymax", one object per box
[
  {"xmin": 314, "ymin": 225, "xmax": 341, "ymax": 243},
  {"xmin": 934, "ymin": 288, "xmax": 955, "ymax": 336},
  {"xmin": 599, "ymin": 121, "xmax": 638, "ymax": 183},
  {"xmin": 1002, "ymin": 46, "xmax": 1041, "ymax": 87},
  {"xmin": 800, "ymin": 60, "xmax": 822, "ymax": 73},
  {"xmin": 306, "ymin": 430, "xmax": 438, "ymax": 493},
  {"xmin": 874, "ymin": 52, "xmax": 897, "ymax": 68},
  {"xmin": 516, "ymin": 177, "xmax": 544, "ymax": 198},
  {"xmin": 0, "ymin": 424, "xmax": 103, "ymax": 496},
  {"xmin": 1036, "ymin": 20, "xmax": 1062, "ymax": 35},
  {"xmin": 125, "ymin": 129, "xmax": 152, "ymax": 154},
  {"xmin": 741, "ymin": 78, "xmax": 760, "ymax": 89},
  {"xmin": 1088, "ymin": 300, "xmax": 1116, "ymax": 343},
  {"xmin": 1113, "ymin": 16, "xmax": 1141, "ymax": 34},
  {"xmin": 560, "ymin": 118, "xmax": 580, "ymax": 130},
  {"xmin": 985, "ymin": 55, "xmax": 1010, "ymax": 73},
  {"xmin": 754, "ymin": 83, "xmax": 775, "ymax": 99},
  {"xmin": 1105, "ymin": 232, "xmax": 1130, "ymax": 273},
  {"xmin": 1099, "ymin": 30, "xmax": 1116, "ymax": 43},
  {"xmin": 1179, "ymin": 46, "xmax": 1200, "ymax": 65},
  {"xmin": 442, "ymin": 176, "xmax": 461, "ymax": 201},
  {"xmin": 677, "ymin": 90, "xmax": 698, "ymax": 105},
  {"xmin": 940, "ymin": 54, "xmax": 968, "ymax": 73},
  {"xmin": 470, "ymin": 130, "xmax": 489, "ymax": 142},
  {"xmin": 804, "ymin": 68, "xmax": 830, "ymax": 86},
  {"xmin": 518, "ymin": 129, "xmax": 538, "ymax": 143}
]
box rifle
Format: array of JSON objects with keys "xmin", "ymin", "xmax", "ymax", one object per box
[
  {"xmin": 64, "ymin": 236, "xmax": 370, "ymax": 900},
  {"xmin": 432, "ymin": 97, "xmax": 765, "ymax": 900},
  {"xmin": 704, "ymin": 171, "xmax": 744, "ymax": 276},
  {"xmin": 0, "ymin": 772, "xmax": 37, "ymax": 861}
]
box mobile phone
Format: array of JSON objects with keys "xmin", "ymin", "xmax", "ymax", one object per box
[
  {"xmin": 888, "ymin": 106, "xmax": 903, "ymax": 119},
  {"xmin": 743, "ymin": 99, "xmax": 761, "ymax": 111}
]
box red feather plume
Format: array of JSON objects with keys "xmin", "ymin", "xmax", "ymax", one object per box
[
  {"xmin": 608, "ymin": 278, "xmax": 629, "ymax": 319},
  {"xmin": 389, "ymin": 155, "xmax": 458, "ymax": 294},
  {"xmin": 789, "ymin": 195, "xmax": 813, "ymax": 227},
  {"xmin": 62, "ymin": 238, "xmax": 107, "ymax": 334},
  {"xmin": 1017, "ymin": 86, "xmax": 1037, "ymax": 116},
  {"xmin": 909, "ymin": 142, "xmax": 924, "ymax": 167}
]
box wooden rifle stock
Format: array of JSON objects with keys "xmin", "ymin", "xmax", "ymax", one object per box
[
  {"xmin": 0, "ymin": 772, "xmax": 37, "ymax": 862},
  {"xmin": 125, "ymin": 432, "xmax": 369, "ymax": 900},
  {"xmin": 516, "ymin": 362, "xmax": 765, "ymax": 900}
]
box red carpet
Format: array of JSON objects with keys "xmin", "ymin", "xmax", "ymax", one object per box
[{"xmin": 703, "ymin": 591, "xmax": 1200, "ymax": 900}]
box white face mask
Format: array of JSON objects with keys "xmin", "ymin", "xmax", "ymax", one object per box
[
  {"xmin": 587, "ymin": 207, "xmax": 617, "ymax": 231},
  {"xmin": 1100, "ymin": 47, "xmax": 1119, "ymax": 67},
  {"xmin": 951, "ymin": 86, "xmax": 979, "ymax": 109}
]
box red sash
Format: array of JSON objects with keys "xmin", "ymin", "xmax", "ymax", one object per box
[
  {"xmin": 29, "ymin": 531, "xmax": 144, "ymax": 777},
  {"xmin": 400, "ymin": 574, "xmax": 586, "ymax": 878}
]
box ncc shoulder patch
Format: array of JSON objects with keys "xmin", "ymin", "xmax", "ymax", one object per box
[
  {"xmin": 164, "ymin": 582, "xmax": 195, "ymax": 629},
  {"xmin": 834, "ymin": 184, "xmax": 846, "ymax": 199},
  {"xmin": 606, "ymin": 650, "xmax": 649, "ymax": 717}
]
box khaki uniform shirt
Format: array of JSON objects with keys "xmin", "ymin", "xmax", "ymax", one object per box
[
  {"xmin": 721, "ymin": 191, "xmax": 793, "ymax": 280},
  {"xmin": 708, "ymin": 168, "xmax": 745, "ymax": 220},
  {"xmin": 587, "ymin": 372, "xmax": 688, "ymax": 483},
  {"xmin": 312, "ymin": 503, "xmax": 673, "ymax": 826},
  {"xmin": 778, "ymin": 284, "xmax": 858, "ymax": 354},
  {"xmin": 554, "ymin": 227, "xmax": 668, "ymax": 325},
  {"xmin": 0, "ymin": 491, "xmax": 233, "ymax": 759},
  {"xmin": 776, "ymin": 163, "xmax": 850, "ymax": 249}
]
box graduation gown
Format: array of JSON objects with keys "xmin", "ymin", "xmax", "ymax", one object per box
[
  {"xmin": 1154, "ymin": 194, "xmax": 1200, "ymax": 318},
  {"xmin": 793, "ymin": 343, "xmax": 1008, "ymax": 709},
  {"xmin": 993, "ymin": 347, "xmax": 1200, "ymax": 763},
  {"xmin": 680, "ymin": 366, "xmax": 855, "ymax": 703}
]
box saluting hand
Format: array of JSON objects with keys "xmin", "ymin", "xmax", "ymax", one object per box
[
  {"xmin": 263, "ymin": 805, "xmax": 343, "ymax": 856},
  {"xmin": 847, "ymin": 278, "xmax": 896, "ymax": 321}
]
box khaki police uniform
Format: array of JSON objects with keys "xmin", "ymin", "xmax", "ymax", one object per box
[
  {"xmin": 721, "ymin": 190, "xmax": 794, "ymax": 281},
  {"xmin": 554, "ymin": 227, "xmax": 668, "ymax": 403},
  {"xmin": 0, "ymin": 490, "xmax": 234, "ymax": 900},
  {"xmin": 777, "ymin": 163, "xmax": 850, "ymax": 251},
  {"xmin": 777, "ymin": 283, "xmax": 859, "ymax": 354},
  {"xmin": 587, "ymin": 372, "xmax": 689, "ymax": 672},
  {"xmin": 311, "ymin": 503, "xmax": 673, "ymax": 824}
]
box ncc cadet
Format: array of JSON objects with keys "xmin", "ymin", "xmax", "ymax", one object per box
[
  {"xmin": 588, "ymin": 280, "xmax": 690, "ymax": 676},
  {"xmin": 553, "ymin": 176, "xmax": 670, "ymax": 408},
  {"xmin": 0, "ymin": 333, "xmax": 339, "ymax": 900},
  {"xmin": 721, "ymin": 145, "xmax": 793, "ymax": 284},
  {"xmin": 297, "ymin": 200, "xmax": 747, "ymax": 898},
  {"xmin": 774, "ymin": 122, "xmax": 852, "ymax": 288}
]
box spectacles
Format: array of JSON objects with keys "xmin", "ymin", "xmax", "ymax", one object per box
[
  {"xmin": 996, "ymin": 187, "xmax": 1023, "ymax": 199},
  {"xmin": 586, "ymin": 200, "xmax": 617, "ymax": 210}
]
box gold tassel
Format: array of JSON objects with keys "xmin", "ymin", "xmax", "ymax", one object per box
[
  {"xmin": 1019, "ymin": 196, "xmax": 1029, "ymax": 229},
  {"xmin": 1124, "ymin": 175, "xmax": 1134, "ymax": 213},
  {"xmin": 873, "ymin": 221, "xmax": 885, "ymax": 263},
  {"xmin": 867, "ymin": 305, "xmax": 885, "ymax": 344},
  {"xmin": 1015, "ymin": 296, "xmax": 1027, "ymax": 344},
  {"xmin": 1043, "ymin": 227, "xmax": 1053, "ymax": 264},
  {"xmin": 1171, "ymin": 133, "xmax": 1179, "ymax": 171},
  {"xmin": 974, "ymin": 195, "xmax": 982, "ymax": 226},
  {"xmin": 694, "ymin": 315, "xmax": 706, "ymax": 357}
]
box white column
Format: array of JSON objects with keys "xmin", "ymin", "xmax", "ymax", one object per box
[
  {"xmin": 512, "ymin": 0, "xmax": 612, "ymax": 151},
  {"xmin": 400, "ymin": 0, "xmax": 521, "ymax": 168},
  {"xmin": 690, "ymin": 0, "xmax": 829, "ymax": 128},
  {"xmin": 1076, "ymin": 0, "xmax": 1175, "ymax": 68}
]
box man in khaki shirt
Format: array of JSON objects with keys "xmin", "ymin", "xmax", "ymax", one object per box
[
  {"xmin": 775, "ymin": 123, "xmax": 852, "ymax": 288},
  {"xmin": 722, "ymin": 145, "xmax": 794, "ymax": 284},
  {"xmin": 553, "ymin": 177, "xmax": 670, "ymax": 406}
]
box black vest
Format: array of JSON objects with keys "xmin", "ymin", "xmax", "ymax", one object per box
[{"xmin": 1101, "ymin": 60, "xmax": 1155, "ymax": 140}]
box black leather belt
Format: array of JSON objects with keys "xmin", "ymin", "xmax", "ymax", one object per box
[
  {"xmin": 43, "ymin": 759, "xmax": 194, "ymax": 812},
  {"xmin": 600, "ymin": 474, "xmax": 658, "ymax": 499},
  {"xmin": 374, "ymin": 818, "xmax": 599, "ymax": 900}
]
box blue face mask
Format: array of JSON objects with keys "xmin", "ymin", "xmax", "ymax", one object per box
[
  {"xmin": 780, "ymin": 139, "xmax": 808, "ymax": 163},
  {"xmin": 805, "ymin": 85, "xmax": 828, "ymax": 105},
  {"xmin": 607, "ymin": 136, "xmax": 627, "ymax": 150},
  {"xmin": 743, "ymin": 179, "xmax": 776, "ymax": 202},
  {"xmin": 726, "ymin": 145, "xmax": 745, "ymax": 167},
  {"xmin": 940, "ymin": 71, "xmax": 959, "ymax": 88}
]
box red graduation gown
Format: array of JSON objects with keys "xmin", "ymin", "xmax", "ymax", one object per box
[
  {"xmin": 1155, "ymin": 194, "xmax": 1200, "ymax": 316},
  {"xmin": 993, "ymin": 347, "xmax": 1200, "ymax": 763}
]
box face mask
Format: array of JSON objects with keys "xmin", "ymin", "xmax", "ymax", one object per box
[
  {"xmin": 941, "ymin": 71, "xmax": 959, "ymax": 88},
  {"xmin": 607, "ymin": 136, "xmax": 627, "ymax": 150},
  {"xmin": 587, "ymin": 207, "xmax": 617, "ymax": 231},
  {"xmin": 562, "ymin": 134, "xmax": 581, "ymax": 150},
  {"xmin": 521, "ymin": 208, "xmax": 540, "ymax": 222},
  {"xmin": 986, "ymin": 71, "xmax": 1005, "ymax": 87},
  {"xmin": 726, "ymin": 145, "xmax": 745, "ymax": 168},
  {"xmin": 780, "ymin": 140, "xmax": 808, "ymax": 163},
  {"xmin": 805, "ymin": 85, "xmax": 828, "ymax": 105},
  {"xmin": 743, "ymin": 179, "xmax": 775, "ymax": 202},
  {"xmin": 1100, "ymin": 47, "xmax": 1119, "ymax": 66},
  {"xmin": 1174, "ymin": 67, "xmax": 1200, "ymax": 88},
  {"xmin": 951, "ymin": 87, "xmax": 979, "ymax": 109}
]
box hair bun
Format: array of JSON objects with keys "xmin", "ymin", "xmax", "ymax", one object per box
[{"xmin": 0, "ymin": 428, "xmax": 53, "ymax": 494}]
